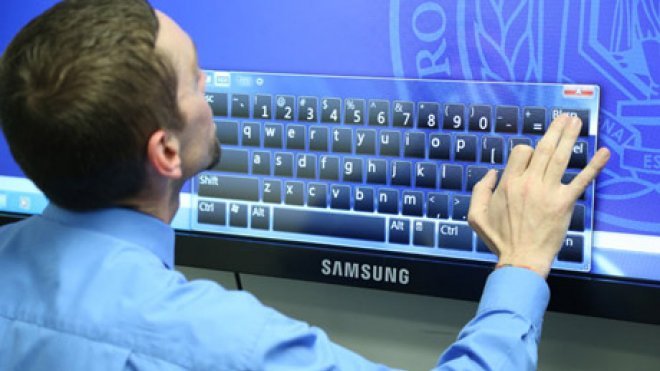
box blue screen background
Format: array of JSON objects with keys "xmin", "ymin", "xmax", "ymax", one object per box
[
  {"xmin": 153, "ymin": 0, "xmax": 660, "ymax": 238},
  {"xmin": 1, "ymin": 1, "xmax": 658, "ymax": 279}
]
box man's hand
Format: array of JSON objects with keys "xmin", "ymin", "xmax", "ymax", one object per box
[{"xmin": 467, "ymin": 114, "xmax": 610, "ymax": 278}]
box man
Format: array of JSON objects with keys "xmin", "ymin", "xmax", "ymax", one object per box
[{"xmin": 0, "ymin": 0, "xmax": 610, "ymax": 370}]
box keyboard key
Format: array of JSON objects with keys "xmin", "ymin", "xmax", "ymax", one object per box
[
  {"xmin": 330, "ymin": 185, "xmax": 351, "ymax": 210},
  {"xmin": 418, "ymin": 102, "xmax": 440, "ymax": 129},
  {"xmin": 404, "ymin": 132, "xmax": 425, "ymax": 158},
  {"xmin": 309, "ymin": 126, "xmax": 329, "ymax": 151},
  {"xmin": 570, "ymin": 204, "xmax": 585, "ymax": 231},
  {"xmin": 415, "ymin": 162, "xmax": 437, "ymax": 188},
  {"xmin": 273, "ymin": 208, "xmax": 385, "ymax": 242},
  {"xmin": 552, "ymin": 108, "xmax": 589, "ymax": 136},
  {"xmin": 355, "ymin": 187, "xmax": 374, "ymax": 212},
  {"xmin": 366, "ymin": 159, "xmax": 387, "ymax": 184},
  {"xmin": 285, "ymin": 181, "xmax": 304, "ymax": 205},
  {"xmin": 254, "ymin": 94, "xmax": 272, "ymax": 120},
  {"xmin": 380, "ymin": 131, "xmax": 401, "ymax": 156},
  {"xmin": 455, "ymin": 135, "xmax": 477, "ymax": 162},
  {"xmin": 219, "ymin": 203, "xmax": 243, "ymax": 227},
  {"xmin": 275, "ymin": 95, "xmax": 295, "ymax": 121},
  {"xmin": 252, "ymin": 151, "xmax": 271, "ymax": 175},
  {"xmin": 356, "ymin": 130, "xmax": 377, "ymax": 155},
  {"xmin": 393, "ymin": 101, "xmax": 414, "ymax": 127},
  {"xmin": 297, "ymin": 154, "xmax": 316, "ymax": 179},
  {"xmin": 215, "ymin": 148, "xmax": 248, "ymax": 173},
  {"xmin": 523, "ymin": 107, "xmax": 546, "ymax": 134},
  {"xmin": 469, "ymin": 105, "xmax": 492, "ymax": 132},
  {"xmin": 508, "ymin": 137, "xmax": 532, "ymax": 153},
  {"xmin": 307, "ymin": 183, "xmax": 328, "ymax": 208},
  {"xmin": 206, "ymin": 92, "xmax": 228, "ymax": 117},
  {"xmin": 452, "ymin": 195, "xmax": 470, "ymax": 221},
  {"xmin": 332, "ymin": 128, "xmax": 353, "ymax": 153},
  {"xmin": 231, "ymin": 94, "xmax": 250, "ymax": 118},
  {"xmin": 391, "ymin": 161, "xmax": 412, "ymax": 186},
  {"xmin": 427, "ymin": 193, "xmax": 449, "ymax": 219},
  {"xmin": 251, "ymin": 205, "xmax": 270, "ymax": 229},
  {"xmin": 344, "ymin": 98, "xmax": 365, "ymax": 125},
  {"xmin": 441, "ymin": 164, "xmax": 463, "ymax": 190},
  {"xmin": 429, "ymin": 134, "xmax": 451, "ymax": 160},
  {"xmin": 198, "ymin": 175, "xmax": 259, "ymax": 201},
  {"xmin": 321, "ymin": 97, "xmax": 341, "ymax": 123},
  {"xmin": 263, "ymin": 179, "xmax": 282, "ymax": 203},
  {"xmin": 438, "ymin": 223, "xmax": 473, "ymax": 251},
  {"xmin": 402, "ymin": 191, "xmax": 423, "ymax": 216},
  {"xmin": 319, "ymin": 155, "xmax": 340, "ymax": 180},
  {"xmin": 274, "ymin": 153, "xmax": 294, "ymax": 177},
  {"xmin": 444, "ymin": 104, "xmax": 466, "ymax": 131},
  {"xmin": 368, "ymin": 100, "xmax": 390, "ymax": 126},
  {"xmin": 286, "ymin": 125, "xmax": 306, "ymax": 150},
  {"xmin": 481, "ymin": 136, "xmax": 504, "ymax": 164},
  {"xmin": 389, "ymin": 218, "xmax": 410, "ymax": 244},
  {"xmin": 264, "ymin": 123, "xmax": 284, "ymax": 148},
  {"xmin": 558, "ymin": 235, "xmax": 583, "ymax": 262},
  {"xmin": 229, "ymin": 203, "xmax": 248, "ymax": 228},
  {"xmin": 413, "ymin": 220, "xmax": 435, "ymax": 247},
  {"xmin": 466, "ymin": 166, "xmax": 489, "ymax": 191},
  {"xmin": 242, "ymin": 122, "xmax": 261, "ymax": 146},
  {"xmin": 215, "ymin": 120, "xmax": 238, "ymax": 145},
  {"xmin": 298, "ymin": 96, "xmax": 318, "ymax": 122},
  {"xmin": 495, "ymin": 106, "xmax": 519, "ymax": 133},
  {"xmin": 197, "ymin": 201, "xmax": 226, "ymax": 226},
  {"xmin": 569, "ymin": 141, "xmax": 588, "ymax": 168},
  {"xmin": 378, "ymin": 189, "xmax": 399, "ymax": 214},
  {"xmin": 343, "ymin": 158, "xmax": 363, "ymax": 183}
]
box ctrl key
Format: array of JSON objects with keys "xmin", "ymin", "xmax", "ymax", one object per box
[
  {"xmin": 197, "ymin": 201, "xmax": 226, "ymax": 225},
  {"xmin": 438, "ymin": 223, "xmax": 473, "ymax": 251}
]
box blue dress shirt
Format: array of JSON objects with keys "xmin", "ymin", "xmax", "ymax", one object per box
[{"xmin": 0, "ymin": 204, "xmax": 549, "ymax": 370}]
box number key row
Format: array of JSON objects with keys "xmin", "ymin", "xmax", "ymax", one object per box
[{"xmin": 206, "ymin": 92, "xmax": 586, "ymax": 134}]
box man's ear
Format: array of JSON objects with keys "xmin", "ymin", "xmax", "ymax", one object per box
[{"xmin": 146, "ymin": 129, "xmax": 182, "ymax": 179}]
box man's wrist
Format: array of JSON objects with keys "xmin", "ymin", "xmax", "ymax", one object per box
[{"xmin": 495, "ymin": 260, "xmax": 550, "ymax": 279}]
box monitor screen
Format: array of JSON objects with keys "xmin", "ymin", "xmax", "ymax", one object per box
[{"xmin": 1, "ymin": 0, "xmax": 659, "ymax": 323}]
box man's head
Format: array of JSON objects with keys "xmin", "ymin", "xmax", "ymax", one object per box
[{"xmin": 0, "ymin": 0, "xmax": 220, "ymax": 211}]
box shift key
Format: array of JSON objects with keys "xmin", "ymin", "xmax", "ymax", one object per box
[{"xmin": 197, "ymin": 174, "xmax": 259, "ymax": 201}]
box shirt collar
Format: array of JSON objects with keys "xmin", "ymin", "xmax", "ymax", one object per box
[{"xmin": 41, "ymin": 203, "xmax": 175, "ymax": 269}]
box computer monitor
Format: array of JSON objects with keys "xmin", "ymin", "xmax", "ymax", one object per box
[{"xmin": 1, "ymin": 0, "xmax": 659, "ymax": 324}]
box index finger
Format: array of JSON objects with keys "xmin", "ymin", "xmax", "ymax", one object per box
[{"xmin": 566, "ymin": 147, "xmax": 611, "ymax": 200}]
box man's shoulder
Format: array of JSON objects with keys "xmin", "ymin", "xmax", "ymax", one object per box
[{"xmin": 0, "ymin": 213, "xmax": 279, "ymax": 369}]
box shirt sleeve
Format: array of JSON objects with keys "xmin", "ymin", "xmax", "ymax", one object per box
[{"xmin": 433, "ymin": 267, "xmax": 550, "ymax": 371}]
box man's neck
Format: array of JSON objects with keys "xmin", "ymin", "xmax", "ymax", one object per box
[
  {"xmin": 119, "ymin": 181, "xmax": 182, "ymax": 224},
  {"xmin": 133, "ymin": 198, "xmax": 179, "ymax": 224}
]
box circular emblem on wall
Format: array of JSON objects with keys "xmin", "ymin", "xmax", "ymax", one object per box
[{"xmin": 389, "ymin": 0, "xmax": 660, "ymax": 235}]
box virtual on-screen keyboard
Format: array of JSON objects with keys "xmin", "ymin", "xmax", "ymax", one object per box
[{"xmin": 192, "ymin": 71, "xmax": 599, "ymax": 272}]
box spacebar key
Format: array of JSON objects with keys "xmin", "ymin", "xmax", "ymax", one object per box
[{"xmin": 273, "ymin": 208, "xmax": 385, "ymax": 242}]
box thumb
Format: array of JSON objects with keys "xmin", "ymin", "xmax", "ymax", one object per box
[{"xmin": 468, "ymin": 169, "xmax": 497, "ymax": 227}]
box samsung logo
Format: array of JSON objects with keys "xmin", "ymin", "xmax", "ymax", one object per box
[{"xmin": 321, "ymin": 259, "xmax": 410, "ymax": 285}]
